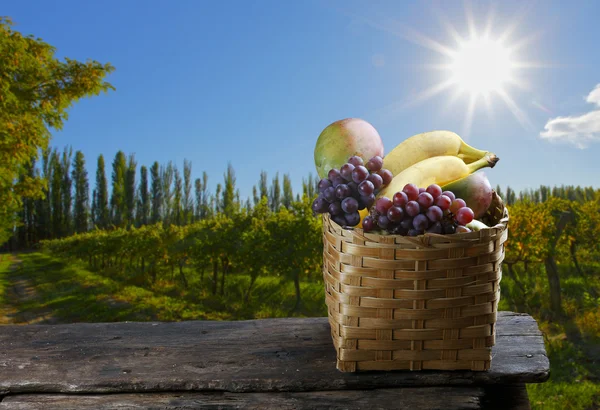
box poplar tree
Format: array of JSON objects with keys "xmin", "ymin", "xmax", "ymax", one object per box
[
  {"xmin": 50, "ymin": 150, "xmax": 63, "ymax": 238},
  {"xmin": 110, "ymin": 151, "xmax": 127, "ymax": 227},
  {"xmin": 270, "ymin": 173, "xmax": 281, "ymax": 212},
  {"xmin": 282, "ymin": 174, "xmax": 293, "ymax": 209},
  {"xmin": 222, "ymin": 163, "xmax": 236, "ymax": 216},
  {"xmin": 94, "ymin": 154, "xmax": 109, "ymax": 229},
  {"xmin": 61, "ymin": 146, "xmax": 73, "ymax": 235},
  {"xmin": 160, "ymin": 161, "xmax": 174, "ymax": 225},
  {"xmin": 72, "ymin": 151, "xmax": 89, "ymax": 233},
  {"xmin": 150, "ymin": 162, "xmax": 162, "ymax": 224},
  {"xmin": 125, "ymin": 154, "xmax": 137, "ymax": 226},
  {"xmin": 137, "ymin": 165, "xmax": 150, "ymax": 226},
  {"xmin": 173, "ymin": 166, "xmax": 183, "ymax": 225},
  {"xmin": 182, "ymin": 159, "xmax": 193, "ymax": 225}
]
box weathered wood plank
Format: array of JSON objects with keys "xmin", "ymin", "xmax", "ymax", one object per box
[
  {"xmin": 0, "ymin": 312, "xmax": 548, "ymax": 394},
  {"xmin": 0, "ymin": 387, "xmax": 485, "ymax": 410}
]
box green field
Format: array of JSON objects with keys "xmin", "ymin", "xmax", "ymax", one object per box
[{"xmin": 1, "ymin": 251, "xmax": 598, "ymax": 409}]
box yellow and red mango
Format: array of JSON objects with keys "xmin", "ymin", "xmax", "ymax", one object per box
[{"xmin": 441, "ymin": 171, "xmax": 493, "ymax": 219}]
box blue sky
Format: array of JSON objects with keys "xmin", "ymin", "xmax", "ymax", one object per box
[{"xmin": 5, "ymin": 0, "xmax": 600, "ymax": 200}]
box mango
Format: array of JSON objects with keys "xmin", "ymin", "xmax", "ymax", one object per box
[
  {"xmin": 441, "ymin": 171, "xmax": 493, "ymax": 219},
  {"xmin": 314, "ymin": 118, "xmax": 384, "ymax": 179}
]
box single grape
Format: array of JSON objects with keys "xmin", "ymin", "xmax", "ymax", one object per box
[
  {"xmin": 442, "ymin": 222, "xmax": 456, "ymax": 234},
  {"xmin": 442, "ymin": 190, "xmax": 456, "ymax": 201},
  {"xmin": 347, "ymin": 181, "xmax": 359, "ymax": 196},
  {"xmin": 328, "ymin": 201, "xmax": 343, "ymax": 215},
  {"xmin": 362, "ymin": 216, "xmax": 375, "ymax": 232},
  {"xmin": 345, "ymin": 211, "xmax": 361, "ymax": 227},
  {"xmin": 400, "ymin": 217, "xmax": 414, "ymax": 230},
  {"xmin": 323, "ymin": 186, "xmax": 336, "ymax": 203},
  {"xmin": 367, "ymin": 173, "xmax": 383, "ymax": 190},
  {"xmin": 426, "ymin": 205, "xmax": 443, "ymax": 222},
  {"xmin": 311, "ymin": 196, "xmax": 328, "ymax": 213},
  {"xmin": 358, "ymin": 180, "xmax": 375, "ymax": 197},
  {"xmin": 427, "ymin": 221, "xmax": 443, "ymax": 234},
  {"xmin": 377, "ymin": 215, "xmax": 391, "ymax": 230},
  {"xmin": 449, "ymin": 198, "xmax": 467, "ymax": 214},
  {"xmin": 417, "ymin": 192, "xmax": 434, "ymax": 209},
  {"xmin": 341, "ymin": 197, "xmax": 359, "ymax": 213},
  {"xmin": 335, "ymin": 184, "xmax": 351, "ymax": 199},
  {"xmin": 375, "ymin": 197, "xmax": 393, "ymax": 214},
  {"xmin": 456, "ymin": 225, "xmax": 472, "ymax": 233},
  {"xmin": 426, "ymin": 184, "xmax": 442, "ymax": 199},
  {"xmin": 408, "ymin": 229, "xmax": 422, "ymax": 237},
  {"xmin": 348, "ymin": 156, "xmax": 364, "ymax": 167},
  {"xmin": 405, "ymin": 200, "xmax": 420, "ymax": 217},
  {"xmin": 363, "ymin": 193, "xmax": 376, "ymax": 209},
  {"xmin": 318, "ymin": 178, "xmax": 332, "ymax": 193},
  {"xmin": 340, "ymin": 163, "xmax": 355, "ymax": 181},
  {"xmin": 455, "ymin": 207, "xmax": 475, "ymax": 225},
  {"xmin": 331, "ymin": 175, "xmax": 346, "ymax": 188},
  {"xmin": 413, "ymin": 214, "xmax": 429, "ymax": 231},
  {"xmin": 366, "ymin": 156, "xmax": 383, "ymax": 172},
  {"xmin": 328, "ymin": 169, "xmax": 341, "ymax": 181},
  {"xmin": 418, "ymin": 187, "xmax": 426, "ymax": 194},
  {"xmin": 392, "ymin": 191, "xmax": 408, "ymax": 207},
  {"xmin": 402, "ymin": 183, "xmax": 419, "ymax": 201},
  {"xmin": 435, "ymin": 194, "xmax": 452, "ymax": 211},
  {"xmin": 352, "ymin": 165, "xmax": 369, "ymax": 184},
  {"xmin": 387, "ymin": 206, "xmax": 404, "ymax": 222},
  {"xmin": 378, "ymin": 169, "xmax": 394, "ymax": 185},
  {"xmin": 332, "ymin": 214, "xmax": 347, "ymax": 227}
]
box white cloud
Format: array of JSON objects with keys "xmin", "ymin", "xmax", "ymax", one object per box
[{"xmin": 540, "ymin": 84, "xmax": 600, "ymax": 149}]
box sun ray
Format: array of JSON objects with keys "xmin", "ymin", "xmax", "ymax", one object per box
[
  {"xmin": 429, "ymin": 5, "xmax": 464, "ymax": 46},
  {"xmin": 497, "ymin": 1, "xmax": 536, "ymax": 45},
  {"xmin": 506, "ymin": 30, "xmax": 543, "ymax": 54},
  {"xmin": 463, "ymin": 0, "xmax": 478, "ymax": 39},
  {"xmin": 402, "ymin": 78, "xmax": 457, "ymax": 109},
  {"xmin": 440, "ymin": 88, "xmax": 466, "ymax": 118},
  {"xmin": 482, "ymin": 2, "xmax": 496, "ymax": 39},
  {"xmin": 496, "ymin": 89, "xmax": 534, "ymax": 131},
  {"xmin": 483, "ymin": 92, "xmax": 494, "ymax": 121},
  {"xmin": 462, "ymin": 94, "xmax": 478, "ymax": 139}
]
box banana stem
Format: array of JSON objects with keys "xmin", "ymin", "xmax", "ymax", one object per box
[
  {"xmin": 466, "ymin": 153, "xmax": 499, "ymax": 173},
  {"xmin": 459, "ymin": 142, "xmax": 490, "ymax": 163}
]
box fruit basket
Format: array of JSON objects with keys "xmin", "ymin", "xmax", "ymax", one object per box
[{"xmin": 321, "ymin": 191, "xmax": 509, "ymax": 372}]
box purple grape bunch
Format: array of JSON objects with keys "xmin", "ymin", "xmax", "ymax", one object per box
[
  {"xmin": 312, "ymin": 155, "xmax": 393, "ymax": 227},
  {"xmin": 361, "ymin": 183, "xmax": 475, "ymax": 235}
]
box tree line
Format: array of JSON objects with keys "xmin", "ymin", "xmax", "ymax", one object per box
[{"xmin": 5, "ymin": 146, "xmax": 319, "ymax": 250}]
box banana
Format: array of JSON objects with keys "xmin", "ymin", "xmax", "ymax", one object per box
[
  {"xmin": 377, "ymin": 153, "xmax": 499, "ymax": 199},
  {"xmin": 383, "ymin": 130, "xmax": 489, "ymax": 176}
]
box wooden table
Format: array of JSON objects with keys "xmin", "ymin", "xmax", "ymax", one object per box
[{"xmin": 0, "ymin": 311, "xmax": 549, "ymax": 409}]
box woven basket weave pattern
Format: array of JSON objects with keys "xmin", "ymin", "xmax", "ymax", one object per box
[{"xmin": 322, "ymin": 193, "xmax": 509, "ymax": 372}]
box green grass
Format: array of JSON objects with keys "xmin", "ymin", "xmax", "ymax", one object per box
[{"xmin": 0, "ymin": 253, "xmax": 12, "ymax": 305}]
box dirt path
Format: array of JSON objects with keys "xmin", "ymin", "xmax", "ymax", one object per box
[{"xmin": 0, "ymin": 254, "xmax": 58, "ymax": 325}]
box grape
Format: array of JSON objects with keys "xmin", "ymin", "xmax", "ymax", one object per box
[
  {"xmin": 378, "ymin": 169, "xmax": 394, "ymax": 185},
  {"xmin": 456, "ymin": 225, "xmax": 472, "ymax": 233},
  {"xmin": 328, "ymin": 201, "xmax": 343, "ymax": 215},
  {"xmin": 442, "ymin": 190, "xmax": 456, "ymax": 201},
  {"xmin": 402, "ymin": 183, "xmax": 419, "ymax": 201},
  {"xmin": 340, "ymin": 163, "xmax": 355, "ymax": 181},
  {"xmin": 387, "ymin": 206, "xmax": 404, "ymax": 222},
  {"xmin": 390, "ymin": 225, "xmax": 408, "ymax": 235},
  {"xmin": 435, "ymin": 194, "xmax": 452, "ymax": 211},
  {"xmin": 363, "ymin": 193, "xmax": 376, "ymax": 209},
  {"xmin": 367, "ymin": 173, "xmax": 383, "ymax": 190},
  {"xmin": 413, "ymin": 214, "xmax": 429, "ymax": 231},
  {"xmin": 392, "ymin": 191, "xmax": 408, "ymax": 207},
  {"xmin": 352, "ymin": 166, "xmax": 369, "ymax": 183},
  {"xmin": 335, "ymin": 184, "xmax": 351, "ymax": 199},
  {"xmin": 377, "ymin": 215, "xmax": 391, "ymax": 230},
  {"xmin": 348, "ymin": 156, "xmax": 364, "ymax": 167},
  {"xmin": 449, "ymin": 198, "xmax": 467, "ymax": 214},
  {"xmin": 366, "ymin": 156, "xmax": 383, "ymax": 172},
  {"xmin": 345, "ymin": 211, "xmax": 361, "ymax": 227},
  {"xmin": 400, "ymin": 217, "xmax": 414, "ymax": 230},
  {"xmin": 417, "ymin": 192, "xmax": 434, "ymax": 209},
  {"xmin": 347, "ymin": 181, "xmax": 359, "ymax": 196},
  {"xmin": 408, "ymin": 229, "xmax": 422, "ymax": 237},
  {"xmin": 362, "ymin": 216, "xmax": 375, "ymax": 232},
  {"xmin": 323, "ymin": 186, "xmax": 336, "ymax": 203},
  {"xmin": 426, "ymin": 184, "xmax": 442, "ymax": 199},
  {"xmin": 426, "ymin": 205, "xmax": 443, "ymax": 222},
  {"xmin": 331, "ymin": 175, "xmax": 346, "ymax": 188},
  {"xmin": 328, "ymin": 169, "xmax": 341, "ymax": 181},
  {"xmin": 358, "ymin": 180, "xmax": 375, "ymax": 197},
  {"xmin": 375, "ymin": 197, "xmax": 393, "ymax": 214},
  {"xmin": 341, "ymin": 197, "xmax": 359, "ymax": 213},
  {"xmin": 427, "ymin": 221, "xmax": 443, "ymax": 234},
  {"xmin": 442, "ymin": 222, "xmax": 456, "ymax": 234},
  {"xmin": 456, "ymin": 207, "xmax": 475, "ymax": 225},
  {"xmin": 405, "ymin": 200, "xmax": 420, "ymax": 217},
  {"xmin": 332, "ymin": 214, "xmax": 347, "ymax": 227},
  {"xmin": 318, "ymin": 178, "xmax": 332, "ymax": 193},
  {"xmin": 418, "ymin": 187, "xmax": 426, "ymax": 194},
  {"xmin": 312, "ymin": 196, "xmax": 328, "ymax": 213}
]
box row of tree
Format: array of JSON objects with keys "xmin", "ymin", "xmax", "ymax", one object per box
[{"xmin": 7, "ymin": 146, "xmax": 319, "ymax": 250}]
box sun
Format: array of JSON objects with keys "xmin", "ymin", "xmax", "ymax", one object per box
[{"xmin": 450, "ymin": 37, "xmax": 513, "ymax": 97}]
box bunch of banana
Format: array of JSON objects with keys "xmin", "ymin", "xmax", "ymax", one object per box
[{"xmin": 376, "ymin": 130, "xmax": 499, "ymax": 199}]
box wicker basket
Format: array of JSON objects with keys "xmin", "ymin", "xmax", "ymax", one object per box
[{"xmin": 322, "ymin": 191, "xmax": 509, "ymax": 372}]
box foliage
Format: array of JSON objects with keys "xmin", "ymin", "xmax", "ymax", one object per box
[{"xmin": 0, "ymin": 17, "xmax": 114, "ymax": 243}]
